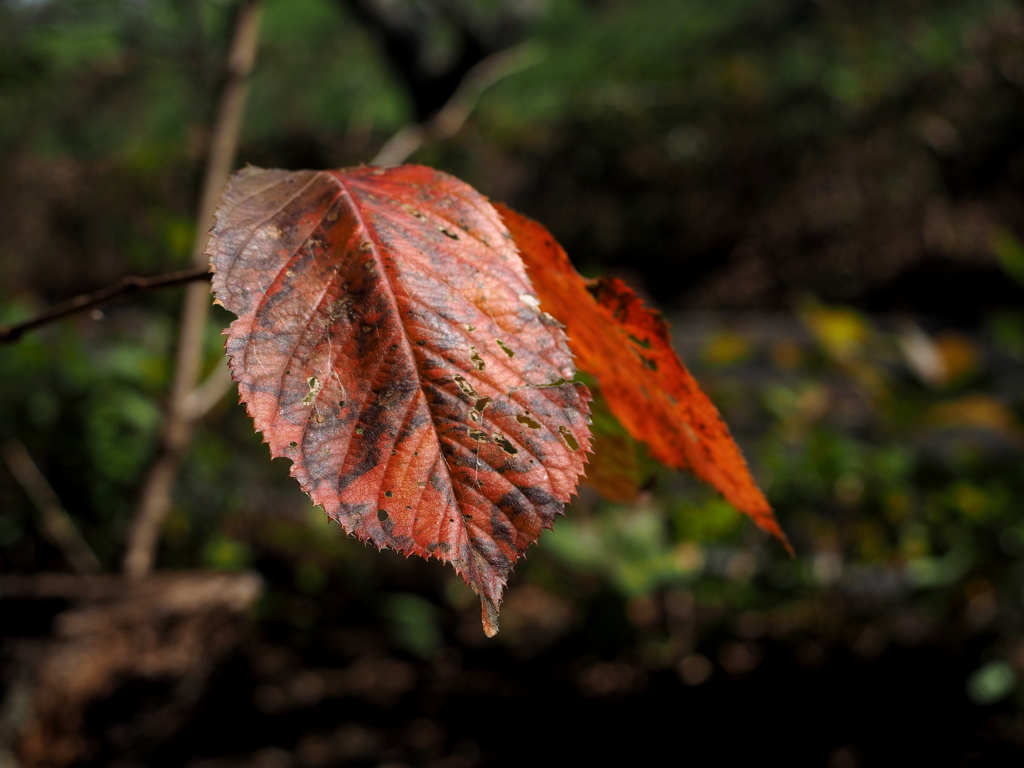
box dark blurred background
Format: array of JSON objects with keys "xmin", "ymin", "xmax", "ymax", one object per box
[{"xmin": 3, "ymin": 0, "xmax": 1024, "ymax": 766}]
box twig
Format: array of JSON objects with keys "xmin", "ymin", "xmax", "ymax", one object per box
[
  {"xmin": 372, "ymin": 42, "xmax": 543, "ymax": 166},
  {"xmin": 2, "ymin": 440, "xmax": 102, "ymax": 575},
  {"xmin": 181, "ymin": 362, "xmax": 235, "ymax": 421},
  {"xmin": 0, "ymin": 268, "xmax": 210, "ymax": 344},
  {"xmin": 124, "ymin": 0, "xmax": 262, "ymax": 578}
]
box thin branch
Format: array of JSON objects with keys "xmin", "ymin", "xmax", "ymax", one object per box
[
  {"xmin": 372, "ymin": 42, "xmax": 542, "ymax": 166},
  {"xmin": 3, "ymin": 440, "xmax": 102, "ymax": 575},
  {"xmin": 0, "ymin": 268, "xmax": 211, "ymax": 344},
  {"xmin": 181, "ymin": 362, "xmax": 235, "ymax": 421},
  {"xmin": 124, "ymin": 0, "xmax": 262, "ymax": 578}
]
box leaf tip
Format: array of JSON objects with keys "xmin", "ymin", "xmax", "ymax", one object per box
[
  {"xmin": 481, "ymin": 596, "xmax": 500, "ymax": 637},
  {"xmin": 780, "ymin": 530, "xmax": 796, "ymax": 559}
]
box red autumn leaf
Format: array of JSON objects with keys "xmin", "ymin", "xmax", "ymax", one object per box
[
  {"xmin": 498, "ymin": 205, "xmax": 791, "ymax": 554},
  {"xmin": 208, "ymin": 165, "xmax": 591, "ymax": 635}
]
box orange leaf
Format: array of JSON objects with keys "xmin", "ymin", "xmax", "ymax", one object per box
[
  {"xmin": 209, "ymin": 166, "xmax": 591, "ymax": 634},
  {"xmin": 499, "ymin": 205, "xmax": 791, "ymax": 554}
]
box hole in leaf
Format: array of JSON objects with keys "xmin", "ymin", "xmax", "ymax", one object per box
[
  {"xmin": 465, "ymin": 324, "xmax": 476, "ymax": 332},
  {"xmin": 469, "ymin": 411, "xmax": 480, "ymax": 422},
  {"xmin": 492, "ymin": 434, "xmax": 518, "ymax": 455},
  {"xmin": 377, "ymin": 509, "xmax": 389, "ymax": 522},
  {"xmin": 355, "ymin": 427, "xmax": 364, "ymax": 436},
  {"xmin": 682, "ymin": 423, "xmax": 700, "ymax": 444},
  {"xmin": 339, "ymin": 400, "xmax": 346, "ymax": 408},
  {"xmin": 469, "ymin": 429, "xmax": 490, "ymax": 443},
  {"xmin": 438, "ymin": 226, "xmax": 460, "ymax": 239},
  {"xmin": 384, "ymin": 490, "xmax": 393, "ymax": 498},
  {"xmin": 628, "ymin": 333, "xmax": 653, "ymax": 349},
  {"xmin": 516, "ymin": 414, "xmax": 542, "ymax": 429},
  {"xmin": 470, "ymin": 346, "xmax": 485, "ymax": 371},
  {"xmin": 289, "ymin": 441, "xmax": 297, "ymax": 448},
  {"xmin": 302, "ymin": 376, "xmax": 322, "ymax": 406},
  {"xmin": 473, "ymin": 396, "xmax": 491, "ymax": 413},
  {"xmin": 559, "ymin": 425, "xmax": 580, "ymax": 451},
  {"xmin": 453, "ymin": 375, "xmax": 479, "ymax": 399},
  {"xmin": 496, "ymin": 339, "xmax": 515, "ymax": 357}
]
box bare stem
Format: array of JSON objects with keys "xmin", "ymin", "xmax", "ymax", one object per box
[
  {"xmin": 3, "ymin": 440, "xmax": 102, "ymax": 575},
  {"xmin": 0, "ymin": 268, "xmax": 210, "ymax": 343},
  {"xmin": 124, "ymin": 0, "xmax": 262, "ymax": 578},
  {"xmin": 372, "ymin": 42, "xmax": 542, "ymax": 166}
]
